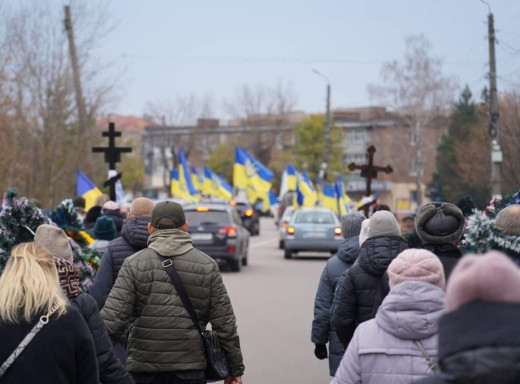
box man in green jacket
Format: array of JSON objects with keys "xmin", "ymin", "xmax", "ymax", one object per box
[{"xmin": 101, "ymin": 201, "xmax": 244, "ymax": 384}]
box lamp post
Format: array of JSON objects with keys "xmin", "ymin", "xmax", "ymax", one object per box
[{"xmin": 312, "ymin": 69, "xmax": 331, "ymax": 184}]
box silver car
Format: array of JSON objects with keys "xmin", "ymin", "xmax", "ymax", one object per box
[
  {"xmin": 278, "ymin": 206, "xmax": 295, "ymax": 249},
  {"xmin": 284, "ymin": 208, "xmax": 342, "ymax": 259}
]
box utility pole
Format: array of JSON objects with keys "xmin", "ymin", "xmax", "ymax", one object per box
[
  {"xmin": 312, "ymin": 69, "xmax": 331, "ymax": 184},
  {"xmin": 487, "ymin": 10, "xmax": 503, "ymax": 197},
  {"xmin": 64, "ymin": 5, "xmax": 90, "ymax": 168}
]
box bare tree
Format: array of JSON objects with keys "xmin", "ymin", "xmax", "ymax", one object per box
[
  {"xmin": 368, "ymin": 35, "xmax": 457, "ymax": 206},
  {"xmin": 225, "ymin": 81, "xmax": 298, "ymax": 165},
  {"xmin": 499, "ymin": 91, "xmax": 520, "ymax": 194}
]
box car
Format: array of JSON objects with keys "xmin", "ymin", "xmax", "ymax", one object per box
[
  {"xmin": 277, "ymin": 191, "xmax": 295, "ymax": 226},
  {"xmin": 284, "ymin": 207, "xmax": 343, "ymax": 259},
  {"xmin": 278, "ymin": 206, "xmax": 295, "ymax": 249},
  {"xmin": 232, "ymin": 200, "xmax": 260, "ymax": 236},
  {"xmin": 184, "ymin": 204, "xmax": 250, "ymax": 271}
]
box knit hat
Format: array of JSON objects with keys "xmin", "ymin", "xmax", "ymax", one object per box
[
  {"xmin": 34, "ymin": 224, "xmax": 74, "ymax": 263},
  {"xmin": 72, "ymin": 196, "xmax": 86, "ymax": 209},
  {"xmin": 92, "ymin": 216, "xmax": 116, "ymax": 241},
  {"xmin": 388, "ymin": 249, "xmax": 445, "ymax": 289},
  {"xmin": 359, "ymin": 219, "xmax": 370, "ymax": 246},
  {"xmin": 341, "ymin": 212, "xmax": 366, "ymax": 239},
  {"xmin": 415, "ymin": 202, "xmax": 465, "ymax": 245},
  {"xmin": 84, "ymin": 206, "xmax": 102, "ymax": 226},
  {"xmin": 445, "ymin": 251, "xmax": 520, "ymax": 312},
  {"xmin": 368, "ymin": 211, "xmax": 401, "ymax": 238},
  {"xmin": 54, "ymin": 257, "xmax": 81, "ymax": 298}
]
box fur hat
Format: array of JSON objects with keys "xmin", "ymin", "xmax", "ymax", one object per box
[
  {"xmin": 446, "ymin": 251, "xmax": 520, "ymax": 312},
  {"xmin": 34, "ymin": 224, "xmax": 74, "ymax": 263},
  {"xmin": 415, "ymin": 202, "xmax": 465, "ymax": 245},
  {"xmin": 341, "ymin": 212, "xmax": 366, "ymax": 239},
  {"xmin": 368, "ymin": 211, "xmax": 401, "ymax": 238},
  {"xmin": 92, "ymin": 216, "xmax": 117, "ymax": 241},
  {"xmin": 388, "ymin": 249, "xmax": 445, "ymax": 289},
  {"xmin": 359, "ymin": 219, "xmax": 370, "ymax": 246}
]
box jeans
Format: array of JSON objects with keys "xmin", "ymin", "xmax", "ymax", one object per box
[{"xmin": 131, "ymin": 371, "xmax": 206, "ymax": 384}]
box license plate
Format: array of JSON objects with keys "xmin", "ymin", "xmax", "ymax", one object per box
[
  {"xmin": 303, "ymin": 231, "xmax": 327, "ymax": 239},
  {"xmin": 191, "ymin": 233, "xmax": 213, "ymax": 241}
]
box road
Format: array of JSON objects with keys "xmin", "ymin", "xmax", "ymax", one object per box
[{"xmin": 221, "ymin": 217, "xmax": 333, "ymax": 384}]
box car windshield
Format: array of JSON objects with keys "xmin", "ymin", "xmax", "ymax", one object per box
[
  {"xmin": 185, "ymin": 211, "xmax": 231, "ymax": 226},
  {"xmin": 281, "ymin": 208, "xmax": 294, "ymax": 221},
  {"xmin": 294, "ymin": 211, "xmax": 335, "ymax": 225}
]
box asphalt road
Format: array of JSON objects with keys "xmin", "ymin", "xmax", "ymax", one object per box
[{"xmin": 221, "ymin": 217, "xmax": 333, "ymax": 384}]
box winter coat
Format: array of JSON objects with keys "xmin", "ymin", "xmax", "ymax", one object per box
[
  {"xmin": 0, "ymin": 306, "xmax": 98, "ymax": 384},
  {"xmin": 417, "ymin": 301, "xmax": 520, "ymax": 384},
  {"xmin": 71, "ymin": 293, "xmax": 134, "ymax": 384},
  {"xmin": 103, "ymin": 210, "xmax": 125, "ymax": 237},
  {"xmin": 101, "ymin": 229, "xmax": 245, "ymax": 376},
  {"xmin": 422, "ymin": 243, "xmax": 462, "ymax": 281},
  {"xmin": 332, "ymin": 234, "xmax": 408, "ymax": 348},
  {"xmin": 312, "ymin": 236, "xmax": 360, "ymax": 376},
  {"xmin": 90, "ymin": 216, "xmax": 150, "ymax": 310},
  {"xmin": 333, "ymin": 281, "xmax": 444, "ymax": 384},
  {"xmin": 90, "ymin": 239, "xmax": 110, "ymax": 256}
]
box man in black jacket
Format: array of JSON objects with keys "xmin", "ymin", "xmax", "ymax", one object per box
[{"xmin": 415, "ymin": 202, "xmax": 465, "ymax": 281}]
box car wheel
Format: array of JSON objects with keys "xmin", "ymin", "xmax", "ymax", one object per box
[
  {"xmin": 284, "ymin": 249, "xmax": 292, "ymax": 259},
  {"xmin": 278, "ymin": 240, "xmax": 284, "ymax": 249},
  {"xmin": 230, "ymin": 258, "xmax": 241, "ymax": 272}
]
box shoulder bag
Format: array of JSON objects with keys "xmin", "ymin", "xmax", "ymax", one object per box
[
  {"xmin": 154, "ymin": 251, "xmax": 230, "ymax": 381},
  {"xmin": 0, "ymin": 304, "xmax": 60, "ymax": 378},
  {"xmin": 415, "ymin": 339, "xmax": 440, "ymax": 373}
]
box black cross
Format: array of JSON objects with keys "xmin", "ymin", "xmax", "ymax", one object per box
[
  {"xmin": 93, "ymin": 122, "xmax": 132, "ymax": 201},
  {"xmin": 348, "ymin": 145, "xmax": 393, "ymax": 217}
]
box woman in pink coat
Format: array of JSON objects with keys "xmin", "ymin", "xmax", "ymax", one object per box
[{"xmin": 333, "ymin": 249, "xmax": 445, "ymax": 384}]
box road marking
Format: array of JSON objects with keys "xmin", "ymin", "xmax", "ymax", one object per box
[{"xmin": 251, "ymin": 238, "xmax": 277, "ymax": 249}]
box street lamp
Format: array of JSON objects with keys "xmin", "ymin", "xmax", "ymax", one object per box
[{"xmin": 312, "ymin": 69, "xmax": 331, "ymax": 183}]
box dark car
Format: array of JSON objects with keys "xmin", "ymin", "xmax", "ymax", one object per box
[
  {"xmin": 184, "ymin": 204, "xmax": 250, "ymax": 271},
  {"xmin": 232, "ymin": 200, "xmax": 260, "ymax": 236}
]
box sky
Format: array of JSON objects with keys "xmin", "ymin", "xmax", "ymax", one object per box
[{"xmin": 90, "ymin": 0, "xmax": 520, "ymax": 120}]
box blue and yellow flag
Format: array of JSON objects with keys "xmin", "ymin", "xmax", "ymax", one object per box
[
  {"xmin": 76, "ymin": 169, "xmax": 102, "ymax": 211},
  {"xmin": 171, "ymin": 149, "xmax": 199, "ymax": 203},
  {"xmin": 203, "ymin": 167, "xmax": 233, "ymax": 201},
  {"xmin": 334, "ymin": 176, "xmax": 350, "ymax": 216},
  {"xmin": 286, "ymin": 164, "xmax": 297, "ymax": 191},
  {"xmin": 320, "ymin": 183, "xmax": 338, "ymax": 213},
  {"xmin": 233, "ymin": 147, "xmax": 274, "ymax": 212},
  {"xmin": 191, "ymin": 166, "xmax": 204, "ymax": 192},
  {"xmin": 293, "ymin": 170, "xmax": 318, "ymax": 209}
]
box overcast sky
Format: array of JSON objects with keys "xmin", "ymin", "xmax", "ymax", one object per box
[{"xmin": 93, "ymin": 0, "xmax": 520, "ymax": 119}]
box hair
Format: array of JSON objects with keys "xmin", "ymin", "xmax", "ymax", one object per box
[
  {"xmin": 373, "ymin": 204, "xmax": 391, "ymax": 213},
  {"xmin": 130, "ymin": 197, "xmax": 154, "ymax": 217},
  {"xmin": 95, "ymin": 193, "xmax": 110, "ymax": 207},
  {"xmin": 155, "ymin": 217, "xmax": 176, "ymax": 229},
  {"xmin": 0, "ymin": 242, "xmax": 67, "ymax": 323}
]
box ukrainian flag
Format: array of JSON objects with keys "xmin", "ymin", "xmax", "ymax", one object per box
[
  {"xmin": 203, "ymin": 167, "xmax": 233, "ymax": 201},
  {"xmin": 170, "ymin": 168, "xmax": 180, "ymax": 196},
  {"xmin": 320, "ymin": 183, "xmax": 338, "ymax": 213},
  {"xmin": 171, "ymin": 149, "xmax": 199, "ymax": 203},
  {"xmin": 76, "ymin": 169, "xmax": 102, "ymax": 211},
  {"xmin": 293, "ymin": 171, "xmax": 318, "ymax": 209},
  {"xmin": 334, "ymin": 176, "xmax": 350, "ymax": 216},
  {"xmin": 233, "ymin": 147, "xmax": 274, "ymax": 212},
  {"xmin": 191, "ymin": 166, "xmax": 204, "ymax": 192},
  {"xmin": 286, "ymin": 164, "xmax": 297, "ymax": 191}
]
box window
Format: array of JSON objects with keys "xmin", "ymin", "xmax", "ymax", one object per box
[
  {"xmin": 295, "ymin": 211, "xmax": 335, "ymax": 225},
  {"xmin": 409, "ymin": 159, "xmax": 423, "ymax": 177},
  {"xmin": 185, "ymin": 211, "xmax": 231, "ymax": 226}
]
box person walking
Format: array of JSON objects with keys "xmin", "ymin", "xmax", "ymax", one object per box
[
  {"xmin": 418, "ymin": 251, "xmax": 520, "ymax": 384},
  {"xmin": 312, "ymin": 212, "xmax": 365, "ymax": 376},
  {"xmin": 101, "ymin": 201, "xmax": 244, "ymax": 384},
  {"xmin": 332, "ymin": 210, "xmax": 408, "ymax": 349},
  {"xmin": 0, "ymin": 242, "xmax": 98, "ymax": 384},
  {"xmin": 102, "ymin": 201, "xmax": 125, "ymax": 237},
  {"xmin": 333, "ymin": 249, "xmax": 445, "ymax": 383},
  {"xmin": 415, "ymin": 202, "xmax": 465, "ymax": 280},
  {"xmin": 35, "ymin": 224, "xmax": 133, "ymax": 384},
  {"xmin": 90, "ymin": 216, "xmax": 117, "ymax": 255}
]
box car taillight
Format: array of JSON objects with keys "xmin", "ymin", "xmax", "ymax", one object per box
[
  {"xmin": 245, "ymin": 208, "xmax": 253, "ymax": 217},
  {"xmin": 287, "ymin": 226, "xmax": 295, "ymax": 235},
  {"xmin": 334, "ymin": 227, "xmax": 342, "ymax": 237},
  {"xmin": 219, "ymin": 226, "xmax": 237, "ymax": 237},
  {"xmin": 196, "ymin": 207, "xmax": 209, "ymax": 212}
]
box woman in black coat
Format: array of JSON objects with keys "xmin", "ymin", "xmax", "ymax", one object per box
[{"xmin": 0, "ymin": 242, "xmax": 98, "ymax": 384}]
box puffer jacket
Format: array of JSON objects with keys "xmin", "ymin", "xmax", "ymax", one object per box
[
  {"xmin": 333, "ymin": 281, "xmax": 444, "ymax": 384},
  {"xmin": 90, "ymin": 216, "xmax": 150, "ymax": 309},
  {"xmin": 101, "ymin": 229, "xmax": 245, "ymax": 376},
  {"xmin": 417, "ymin": 301, "xmax": 520, "ymax": 384},
  {"xmin": 423, "ymin": 243, "xmax": 462, "ymax": 281},
  {"xmin": 332, "ymin": 234, "xmax": 408, "ymax": 348},
  {"xmin": 312, "ymin": 236, "xmax": 360, "ymax": 376}
]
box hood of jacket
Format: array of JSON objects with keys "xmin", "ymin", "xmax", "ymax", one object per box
[
  {"xmin": 376, "ymin": 281, "xmax": 444, "ymax": 340},
  {"xmin": 148, "ymin": 229, "xmax": 193, "ymax": 257},
  {"xmin": 336, "ymin": 236, "xmax": 360, "ymax": 265},
  {"xmin": 358, "ymin": 234, "xmax": 409, "ymax": 276},
  {"xmin": 121, "ymin": 216, "xmax": 150, "ymax": 249}
]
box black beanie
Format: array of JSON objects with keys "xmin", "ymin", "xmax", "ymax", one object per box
[{"xmin": 93, "ymin": 216, "xmax": 117, "ymax": 241}]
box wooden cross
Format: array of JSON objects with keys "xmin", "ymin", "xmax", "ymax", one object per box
[
  {"xmin": 92, "ymin": 122, "xmax": 132, "ymax": 201},
  {"xmin": 348, "ymin": 145, "xmax": 393, "ymax": 217}
]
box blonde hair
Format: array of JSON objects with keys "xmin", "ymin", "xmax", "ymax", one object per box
[{"xmin": 0, "ymin": 242, "xmax": 67, "ymax": 323}]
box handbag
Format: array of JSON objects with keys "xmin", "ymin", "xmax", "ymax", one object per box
[
  {"xmin": 415, "ymin": 339, "xmax": 439, "ymax": 373},
  {"xmin": 0, "ymin": 304, "xmax": 59, "ymax": 378},
  {"xmin": 154, "ymin": 251, "xmax": 230, "ymax": 381}
]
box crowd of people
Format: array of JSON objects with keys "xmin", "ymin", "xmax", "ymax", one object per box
[
  {"xmin": 312, "ymin": 199, "xmax": 520, "ymax": 383},
  {"xmin": 1, "ymin": 186, "xmax": 520, "ymax": 383}
]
